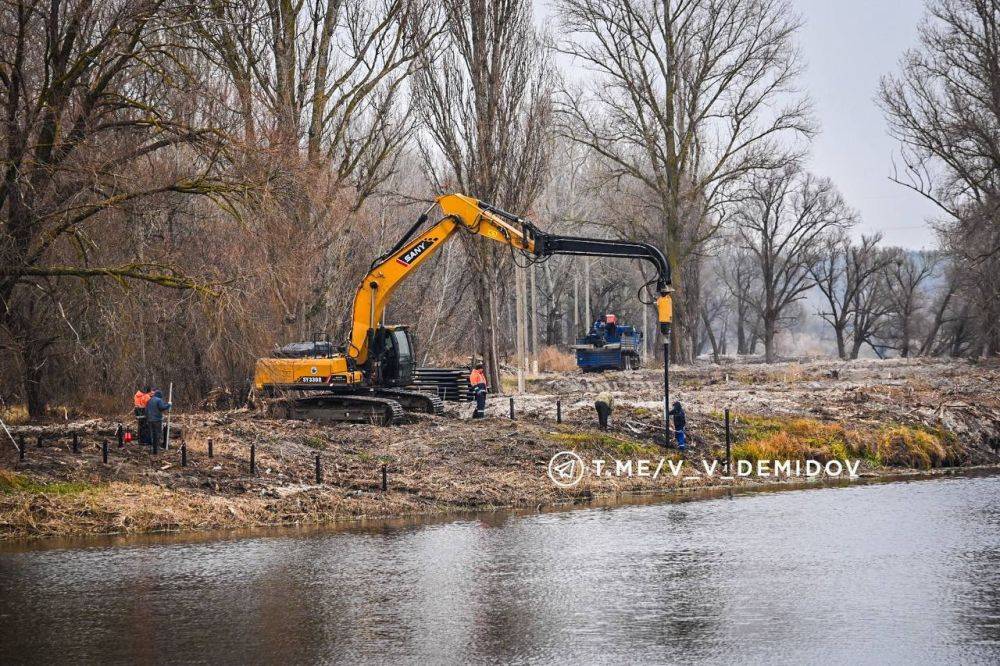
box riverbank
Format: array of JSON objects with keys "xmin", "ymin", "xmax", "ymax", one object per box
[{"xmin": 2, "ymin": 357, "xmax": 999, "ymax": 540}]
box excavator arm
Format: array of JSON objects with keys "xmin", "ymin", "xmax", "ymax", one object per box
[{"xmin": 349, "ymin": 193, "xmax": 673, "ymax": 366}]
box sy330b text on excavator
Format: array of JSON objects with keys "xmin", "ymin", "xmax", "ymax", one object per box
[{"xmin": 253, "ymin": 193, "xmax": 673, "ymax": 425}]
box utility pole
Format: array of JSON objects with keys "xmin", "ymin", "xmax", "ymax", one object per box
[
  {"xmin": 164, "ymin": 382, "xmax": 173, "ymax": 451},
  {"xmin": 573, "ymin": 273, "xmax": 579, "ymax": 334}
]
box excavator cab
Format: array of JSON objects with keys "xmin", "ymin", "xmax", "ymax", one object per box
[{"xmin": 369, "ymin": 325, "xmax": 415, "ymax": 387}]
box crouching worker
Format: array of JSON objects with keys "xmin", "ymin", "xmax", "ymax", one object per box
[
  {"xmin": 145, "ymin": 389, "xmax": 172, "ymax": 451},
  {"xmin": 133, "ymin": 386, "xmax": 152, "ymax": 444},
  {"xmin": 594, "ymin": 391, "xmax": 614, "ymax": 430},
  {"xmin": 470, "ymin": 362, "xmax": 488, "ymax": 419},
  {"xmin": 668, "ymin": 401, "xmax": 687, "ymax": 450}
]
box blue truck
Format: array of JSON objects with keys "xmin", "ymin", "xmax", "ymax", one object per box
[{"xmin": 573, "ymin": 315, "xmax": 644, "ymax": 371}]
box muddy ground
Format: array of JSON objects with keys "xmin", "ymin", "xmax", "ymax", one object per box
[{"xmin": 2, "ymin": 357, "xmax": 999, "ymax": 540}]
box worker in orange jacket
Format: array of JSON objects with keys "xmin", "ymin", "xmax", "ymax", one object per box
[
  {"xmin": 470, "ymin": 363, "xmax": 488, "ymax": 418},
  {"xmin": 133, "ymin": 386, "xmax": 152, "ymax": 444}
]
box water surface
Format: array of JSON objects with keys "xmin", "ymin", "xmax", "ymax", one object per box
[{"xmin": 2, "ymin": 475, "xmax": 998, "ymax": 664}]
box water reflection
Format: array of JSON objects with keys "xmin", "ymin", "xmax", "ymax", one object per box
[{"xmin": 1, "ymin": 475, "xmax": 998, "ymax": 664}]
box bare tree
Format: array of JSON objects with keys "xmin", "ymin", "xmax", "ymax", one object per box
[
  {"xmin": 536, "ymin": 140, "xmax": 594, "ymax": 347},
  {"xmin": 554, "ymin": 0, "xmax": 814, "ymax": 362},
  {"xmin": 700, "ymin": 255, "xmax": 731, "ymax": 363},
  {"xmin": 918, "ymin": 254, "xmax": 961, "ymax": 356},
  {"xmin": 880, "ymin": 0, "xmax": 1000, "ymax": 355},
  {"xmin": 0, "ymin": 0, "xmax": 234, "ymax": 415},
  {"xmin": 718, "ymin": 244, "xmax": 762, "ymax": 355},
  {"xmin": 191, "ymin": 0, "xmax": 441, "ymax": 339},
  {"xmin": 811, "ymin": 232, "xmax": 894, "ymax": 359},
  {"xmin": 733, "ymin": 166, "xmax": 855, "ymax": 362},
  {"xmin": 413, "ymin": 0, "xmax": 553, "ymax": 385},
  {"xmin": 876, "ymin": 250, "xmax": 938, "ymax": 358},
  {"xmin": 194, "ymin": 0, "xmax": 435, "ymax": 193},
  {"xmin": 943, "ymin": 211, "xmax": 1000, "ymax": 354},
  {"xmin": 880, "ymin": 0, "xmax": 1000, "ymax": 233}
]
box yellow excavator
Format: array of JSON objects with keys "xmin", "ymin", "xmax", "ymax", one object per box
[{"xmin": 253, "ymin": 193, "xmax": 673, "ymax": 425}]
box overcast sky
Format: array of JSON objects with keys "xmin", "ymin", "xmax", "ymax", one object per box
[
  {"xmin": 791, "ymin": 0, "xmax": 938, "ymax": 249},
  {"xmin": 538, "ymin": 0, "xmax": 940, "ymax": 249}
]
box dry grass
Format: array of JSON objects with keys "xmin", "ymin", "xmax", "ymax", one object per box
[
  {"xmin": 0, "ymin": 404, "xmax": 30, "ymax": 426},
  {"xmin": 868, "ymin": 426, "xmax": 951, "ymax": 469},
  {"xmin": 0, "ymin": 409, "xmax": 715, "ymax": 540},
  {"xmin": 731, "ymin": 416, "xmax": 855, "ymax": 464},
  {"xmin": 730, "ymin": 364, "xmax": 819, "ymax": 386},
  {"xmin": 0, "ymin": 395, "xmax": 124, "ymax": 423},
  {"xmin": 0, "ymin": 481, "xmax": 276, "ymax": 538},
  {"xmin": 538, "ymin": 346, "xmax": 577, "ymax": 372},
  {"xmin": 730, "ymin": 414, "xmax": 959, "ymax": 470}
]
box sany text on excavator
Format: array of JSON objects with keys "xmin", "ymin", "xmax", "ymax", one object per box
[{"xmin": 253, "ymin": 193, "xmax": 673, "ymax": 425}]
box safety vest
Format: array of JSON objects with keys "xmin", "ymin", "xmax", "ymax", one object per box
[
  {"xmin": 134, "ymin": 391, "xmax": 152, "ymax": 409},
  {"xmin": 470, "ymin": 368, "xmax": 487, "ymax": 387}
]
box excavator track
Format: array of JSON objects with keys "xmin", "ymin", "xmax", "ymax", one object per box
[
  {"xmin": 272, "ymin": 393, "xmax": 406, "ymax": 426},
  {"xmin": 374, "ymin": 388, "xmax": 445, "ymax": 415}
]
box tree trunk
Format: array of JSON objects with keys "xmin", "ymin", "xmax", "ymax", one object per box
[
  {"xmin": 834, "ymin": 323, "xmax": 847, "ymax": 360},
  {"xmin": 900, "ymin": 312, "xmax": 911, "ymax": 358},
  {"xmin": 919, "ymin": 288, "xmax": 953, "ymax": 356},
  {"xmin": 763, "ymin": 314, "xmax": 777, "ymax": 363},
  {"xmin": 573, "ymin": 273, "xmax": 579, "ymax": 333},
  {"xmin": 849, "ymin": 332, "xmax": 863, "ymax": 360},
  {"xmin": 472, "ymin": 271, "xmax": 501, "ymax": 392},
  {"xmin": 668, "ymin": 256, "xmax": 693, "ymax": 363},
  {"xmin": 736, "ymin": 314, "xmax": 747, "ymax": 355},
  {"xmin": 7, "ymin": 311, "xmax": 49, "ymax": 418},
  {"xmin": 701, "ymin": 307, "xmax": 721, "ymax": 364}
]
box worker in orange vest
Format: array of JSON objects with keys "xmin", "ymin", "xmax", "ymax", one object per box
[
  {"xmin": 133, "ymin": 386, "xmax": 152, "ymax": 444},
  {"xmin": 470, "ymin": 363, "xmax": 488, "ymax": 418}
]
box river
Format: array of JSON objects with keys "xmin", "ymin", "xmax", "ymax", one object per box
[{"xmin": 1, "ymin": 474, "xmax": 999, "ymax": 664}]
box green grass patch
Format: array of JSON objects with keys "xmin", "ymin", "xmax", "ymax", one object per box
[
  {"xmin": 0, "ymin": 470, "xmax": 99, "ymax": 496},
  {"xmin": 301, "ymin": 435, "xmax": 327, "ymax": 450},
  {"xmin": 549, "ymin": 431, "xmax": 659, "ymax": 457}
]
